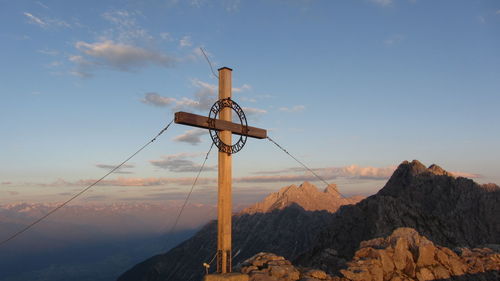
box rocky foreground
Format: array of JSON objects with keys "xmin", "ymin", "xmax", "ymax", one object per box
[{"xmin": 238, "ymin": 228, "xmax": 500, "ymax": 281}]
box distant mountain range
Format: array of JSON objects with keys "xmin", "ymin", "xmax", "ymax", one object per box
[
  {"xmin": 118, "ymin": 160, "xmax": 500, "ymax": 281},
  {"xmin": 0, "ymin": 202, "xmax": 216, "ymax": 281}
]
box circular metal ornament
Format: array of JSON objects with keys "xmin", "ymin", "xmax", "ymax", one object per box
[{"xmin": 208, "ymin": 98, "xmax": 248, "ymax": 154}]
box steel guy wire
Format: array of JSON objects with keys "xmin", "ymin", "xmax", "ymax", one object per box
[
  {"xmin": 164, "ymin": 142, "xmax": 215, "ymax": 281},
  {"xmin": 0, "ymin": 119, "xmax": 174, "ymax": 248},
  {"xmin": 200, "ymin": 47, "xmax": 219, "ymax": 79},
  {"xmin": 266, "ymin": 136, "xmax": 346, "ymax": 199}
]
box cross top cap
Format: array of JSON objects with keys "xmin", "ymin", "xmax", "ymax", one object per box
[{"xmin": 218, "ymin": 66, "xmax": 233, "ymax": 71}]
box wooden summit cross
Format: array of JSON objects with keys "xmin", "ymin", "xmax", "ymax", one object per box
[{"xmin": 174, "ymin": 67, "xmax": 267, "ymax": 278}]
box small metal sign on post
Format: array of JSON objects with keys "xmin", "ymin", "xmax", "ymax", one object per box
[{"xmin": 174, "ymin": 67, "xmax": 267, "ymax": 279}]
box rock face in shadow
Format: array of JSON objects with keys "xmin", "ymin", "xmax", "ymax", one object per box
[
  {"xmin": 297, "ymin": 160, "xmax": 500, "ymax": 273},
  {"xmin": 117, "ymin": 206, "xmax": 334, "ymax": 281},
  {"xmin": 117, "ymin": 182, "xmax": 362, "ymax": 281}
]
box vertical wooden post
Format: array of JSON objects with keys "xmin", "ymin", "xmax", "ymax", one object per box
[{"xmin": 217, "ymin": 67, "xmax": 232, "ymax": 273}]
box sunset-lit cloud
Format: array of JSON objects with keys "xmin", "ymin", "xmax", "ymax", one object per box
[
  {"xmin": 450, "ymin": 171, "xmax": 481, "ymax": 179},
  {"xmin": 244, "ymin": 165, "xmax": 396, "ymax": 183}
]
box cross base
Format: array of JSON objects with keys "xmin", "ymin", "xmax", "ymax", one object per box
[{"xmin": 203, "ymin": 273, "xmax": 249, "ymax": 281}]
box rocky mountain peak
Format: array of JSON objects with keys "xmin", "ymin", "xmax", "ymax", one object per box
[
  {"xmin": 241, "ymin": 182, "xmax": 363, "ymax": 215},
  {"xmin": 379, "ymin": 160, "xmax": 460, "ymax": 197},
  {"xmin": 427, "ymin": 164, "xmax": 452, "ymax": 176},
  {"xmin": 323, "ymin": 183, "xmax": 341, "ymax": 197},
  {"xmin": 391, "ymin": 160, "xmax": 454, "ymax": 178}
]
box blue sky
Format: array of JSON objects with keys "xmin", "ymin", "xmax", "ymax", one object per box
[{"xmin": 1, "ymin": 0, "xmax": 499, "ymax": 204}]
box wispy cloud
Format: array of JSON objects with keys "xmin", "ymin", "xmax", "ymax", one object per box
[
  {"xmin": 179, "ymin": 36, "xmax": 192, "ymax": 48},
  {"xmin": 23, "ymin": 12, "xmax": 70, "ymax": 29},
  {"xmin": 246, "ymin": 165, "xmax": 397, "ymax": 183},
  {"xmin": 246, "ymin": 164, "xmax": 482, "ymax": 183},
  {"xmin": 233, "ymin": 84, "xmax": 251, "ymax": 92},
  {"xmin": 96, "ymin": 163, "xmax": 135, "ymax": 174},
  {"xmin": 370, "ymin": 0, "xmax": 393, "ymax": 6},
  {"xmin": 38, "ymin": 49, "xmax": 59, "ymax": 56},
  {"xmin": 101, "ymin": 10, "xmax": 152, "ymax": 43},
  {"xmin": 160, "ymin": 32, "xmax": 173, "ymax": 41},
  {"xmin": 496, "ymin": 10, "xmax": 500, "ymax": 15},
  {"xmin": 41, "ymin": 177, "xmax": 215, "ymax": 187},
  {"xmin": 243, "ymin": 107, "xmax": 267, "ymax": 116},
  {"xmin": 172, "ymin": 129, "xmax": 207, "ymax": 145},
  {"xmin": 142, "ymin": 93, "xmax": 177, "ymax": 107},
  {"xmin": 70, "ymin": 40, "xmax": 176, "ymax": 76},
  {"xmin": 141, "ymin": 78, "xmax": 258, "ymax": 115},
  {"xmin": 150, "ymin": 152, "xmax": 216, "ymax": 172},
  {"xmin": 23, "ymin": 12, "xmax": 47, "ymax": 27},
  {"xmin": 224, "ymin": 0, "xmax": 241, "ymax": 12},
  {"xmin": 36, "ymin": 1, "xmax": 49, "ymax": 9},
  {"xmin": 279, "ymin": 105, "xmax": 305, "ymax": 113},
  {"xmin": 142, "ymin": 79, "xmax": 216, "ymax": 112},
  {"xmin": 384, "ymin": 35, "xmax": 404, "ymax": 46}
]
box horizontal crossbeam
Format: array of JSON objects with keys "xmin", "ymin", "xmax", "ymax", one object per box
[{"xmin": 174, "ymin": 111, "xmax": 267, "ymax": 139}]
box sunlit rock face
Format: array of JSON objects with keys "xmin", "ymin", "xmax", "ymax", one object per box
[
  {"xmin": 241, "ymin": 182, "xmax": 364, "ymax": 214},
  {"xmin": 340, "ymin": 227, "xmax": 500, "ymax": 281}
]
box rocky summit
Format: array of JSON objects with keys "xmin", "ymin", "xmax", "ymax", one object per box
[
  {"xmin": 117, "ymin": 182, "xmax": 362, "ymax": 281},
  {"xmin": 241, "ymin": 182, "xmax": 363, "ymax": 214},
  {"xmin": 237, "ymin": 228, "xmax": 500, "ymax": 281}
]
